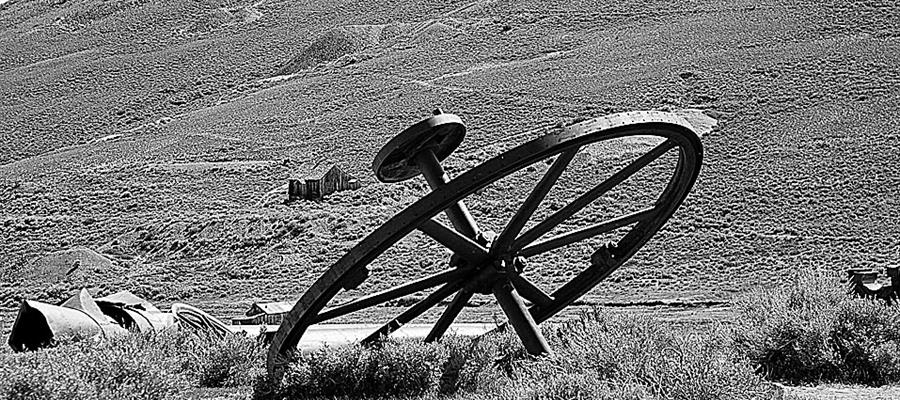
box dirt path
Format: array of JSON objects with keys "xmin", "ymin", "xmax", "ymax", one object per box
[{"xmin": 782, "ymin": 384, "xmax": 900, "ymax": 400}]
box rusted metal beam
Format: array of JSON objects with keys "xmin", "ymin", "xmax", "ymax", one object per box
[
  {"xmin": 360, "ymin": 281, "xmax": 462, "ymax": 345},
  {"xmin": 418, "ymin": 218, "xmax": 489, "ymax": 263},
  {"xmin": 492, "ymin": 281, "xmax": 550, "ymax": 355},
  {"xmin": 314, "ymin": 268, "xmax": 468, "ymax": 323}
]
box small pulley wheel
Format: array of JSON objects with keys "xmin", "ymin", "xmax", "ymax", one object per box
[{"xmin": 372, "ymin": 109, "xmax": 466, "ymax": 183}]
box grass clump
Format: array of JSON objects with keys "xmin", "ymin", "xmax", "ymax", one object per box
[
  {"xmin": 734, "ymin": 269, "xmax": 900, "ymax": 385},
  {"xmin": 183, "ymin": 332, "xmax": 265, "ymax": 387},
  {"xmin": 264, "ymin": 310, "xmax": 774, "ymax": 400},
  {"xmin": 529, "ymin": 311, "xmax": 770, "ymax": 400},
  {"xmin": 276, "ymin": 339, "xmax": 445, "ymax": 399},
  {"xmin": 0, "ymin": 348, "xmax": 97, "ymax": 400},
  {"xmin": 0, "ymin": 329, "xmax": 265, "ymax": 400}
]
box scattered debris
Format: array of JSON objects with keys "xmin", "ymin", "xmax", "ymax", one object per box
[
  {"xmin": 288, "ymin": 163, "xmax": 360, "ymax": 201},
  {"xmin": 171, "ymin": 303, "xmax": 232, "ymax": 339},
  {"xmin": 8, "ymin": 289, "xmax": 172, "ymax": 351},
  {"xmin": 95, "ymin": 133, "xmax": 122, "ymax": 143},
  {"xmin": 847, "ymin": 267, "xmax": 899, "ymax": 304},
  {"xmin": 678, "ymin": 70, "xmax": 696, "ymax": 80},
  {"xmin": 7, "ymin": 289, "xmax": 247, "ymax": 351}
]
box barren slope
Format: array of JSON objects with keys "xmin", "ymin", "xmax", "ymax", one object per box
[{"xmin": 1, "ymin": 0, "xmax": 898, "ymax": 323}]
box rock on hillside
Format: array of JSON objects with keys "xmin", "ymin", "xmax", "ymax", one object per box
[
  {"xmin": 275, "ymin": 25, "xmax": 388, "ymax": 75},
  {"xmin": 23, "ymin": 247, "xmax": 113, "ymax": 285}
]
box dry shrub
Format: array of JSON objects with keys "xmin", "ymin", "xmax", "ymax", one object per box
[
  {"xmin": 266, "ymin": 311, "xmax": 773, "ymax": 400},
  {"xmin": 0, "ymin": 347, "xmax": 95, "ymax": 400},
  {"xmin": 0, "ymin": 329, "xmax": 265, "ymax": 400},
  {"xmin": 181, "ymin": 332, "xmax": 266, "ymax": 387},
  {"xmin": 0, "ymin": 335, "xmax": 187, "ymax": 400},
  {"xmin": 523, "ymin": 373, "xmax": 650, "ymax": 400},
  {"xmin": 276, "ymin": 340, "xmax": 444, "ymax": 399},
  {"xmin": 833, "ymin": 300, "xmax": 900, "ymax": 384},
  {"xmin": 526, "ymin": 310, "xmax": 770, "ymax": 400},
  {"xmin": 733, "ymin": 269, "xmax": 900, "ymax": 385}
]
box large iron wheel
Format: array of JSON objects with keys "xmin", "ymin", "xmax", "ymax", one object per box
[{"xmin": 267, "ymin": 110, "xmax": 703, "ymax": 377}]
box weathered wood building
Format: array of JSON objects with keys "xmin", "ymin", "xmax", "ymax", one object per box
[
  {"xmin": 288, "ymin": 164, "xmax": 360, "ymax": 201},
  {"xmin": 231, "ymin": 301, "xmax": 293, "ymax": 325},
  {"xmin": 847, "ymin": 267, "xmax": 900, "ymax": 304}
]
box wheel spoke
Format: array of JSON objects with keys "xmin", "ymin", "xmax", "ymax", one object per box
[
  {"xmin": 532, "ymin": 250, "xmax": 623, "ymax": 325},
  {"xmin": 314, "ymin": 269, "xmax": 468, "ymax": 323},
  {"xmin": 418, "ymin": 218, "xmax": 490, "ymax": 263},
  {"xmin": 512, "ymin": 140, "xmax": 675, "ymax": 250},
  {"xmin": 360, "ymin": 281, "xmax": 462, "ymax": 345},
  {"xmin": 424, "ymin": 289, "xmax": 474, "ymax": 342},
  {"xmin": 491, "ymin": 147, "xmax": 580, "ymax": 255},
  {"xmin": 509, "ymin": 273, "xmax": 554, "ymax": 308},
  {"xmin": 518, "ymin": 207, "xmax": 656, "ymax": 257},
  {"xmin": 492, "ymin": 281, "xmax": 551, "ymax": 355}
]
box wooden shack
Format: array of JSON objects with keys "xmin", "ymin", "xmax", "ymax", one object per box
[
  {"xmin": 847, "ymin": 267, "xmax": 900, "ymax": 304},
  {"xmin": 288, "ymin": 164, "xmax": 360, "ymax": 201},
  {"xmin": 231, "ymin": 301, "xmax": 293, "ymax": 325}
]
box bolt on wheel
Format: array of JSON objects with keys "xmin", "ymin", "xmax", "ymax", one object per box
[{"xmin": 267, "ymin": 110, "xmax": 703, "ymax": 378}]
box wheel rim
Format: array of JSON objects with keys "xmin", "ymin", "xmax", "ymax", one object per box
[{"xmin": 267, "ymin": 111, "xmax": 703, "ymax": 377}]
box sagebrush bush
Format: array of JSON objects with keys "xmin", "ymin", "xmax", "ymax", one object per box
[
  {"xmin": 181, "ymin": 332, "xmax": 266, "ymax": 387},
  {"xmin": 0, "ymin": 329, "xmax": 265, "ymax": 400},
  {"xmin": 532, "ymin": 311, "xmax": 770, "ymax": 400},
  {"xmin": 0, "ymin": 347, "xmax": 94, "ymax": 400},
  {"xmin": 733, "ymin": 269, "xmax": 900, "ymax": 385},
  {"xmin": 0, "ymin": 336, "xmax": 187, "ymax": 400},
  {"xmin": 75, "ymin": 334, "xmax": 188, "ymax": 400},
  {"xmin": 266, "ymin": 310, "xmax": 773, "ymax": 400},
  {"xmin": 278, "ymin": 339, "xmax": 444, "ymax": 398},
  {"xmin": 833, "ymin": 299, "xmax": 900, "ymax": 384}
]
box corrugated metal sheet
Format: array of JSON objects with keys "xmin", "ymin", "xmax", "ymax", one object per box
[{"xmin": 171, "ymin": 303, "xmax": 232, "ymax": 339}]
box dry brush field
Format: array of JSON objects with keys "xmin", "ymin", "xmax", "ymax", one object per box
[{"xmin": 1, "ymin": 0, "xmax": 898, "ymax": 328}]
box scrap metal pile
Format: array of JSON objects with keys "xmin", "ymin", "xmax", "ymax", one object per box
[{"xmin": 8, "ymin": 288, "xmax": 234, "ymax": 351}]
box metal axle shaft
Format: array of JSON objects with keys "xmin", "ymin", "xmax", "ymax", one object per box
[{"xmin": 412, "ymin": 149, "xmax": 480, "ymax": 239}]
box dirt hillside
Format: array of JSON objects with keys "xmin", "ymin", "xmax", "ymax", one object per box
[{"xmin": 1, "ymin": 0, "xmax": 898, "ymax": 323}]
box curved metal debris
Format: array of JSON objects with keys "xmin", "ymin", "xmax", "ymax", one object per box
[
  {"xmin": 171, "ymin": 302, "xmax": 233, "ymax": 339},
  {"xmin": 7, "ymin": 288, "xmax": 221, "ymax": 351},
  {"xmin": 8, "ymin": 300, "xmax": 104, "ymax": 351}
]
